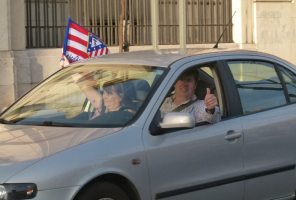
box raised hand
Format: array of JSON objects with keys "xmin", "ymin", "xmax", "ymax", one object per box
[
  {"xmin": 59, "ymin": 55, "xmax": 70, "ymax": 68},
  {"xmin": 71, "ymin": 72, "xmax": 95, "ymax": 93},
  {"xmin": 204, "ymin": 88, "xmax": 218, "ymax": 110}
]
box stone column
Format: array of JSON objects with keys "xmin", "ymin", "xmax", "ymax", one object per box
[
  {"xmin": 0, "ymin": 0, "xmax": 11, "ymax": 51},
  {"xmin": 232, "ymin": 0, "xmax": 254, "ymax": 44},
  {"xmin": 151, "ymin": 0, "xmax": 159, "ymax": 50},
  {"xmin": 232, "ymin": 0, "xmax": 254, "ymax": 48},
  {"xmin": 179, "ymin": 0, "xmax": 186, "ymax": 49},
  {"xmin": 10, "ymin": 0, "xmax": 26, "ymax": 51},
  {"xmin": 0, "ymin": 0, "xmax": 29, "ymax": 111}
]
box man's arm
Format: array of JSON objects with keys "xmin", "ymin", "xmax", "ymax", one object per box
[
  {"xmin": 203, "ymin": 104, "xmax": 221, "ymax": 123},
  {"xmin": 194, "ymin": 101, "xmax": 221, "ymax": 123}
]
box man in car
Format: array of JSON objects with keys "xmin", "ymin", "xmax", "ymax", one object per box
[{"xmin": 160, "ymin": 68, "xmax": 221, "ymax": 123}]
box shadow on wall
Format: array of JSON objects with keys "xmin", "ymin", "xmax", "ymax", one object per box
[
  {"xmin": 15, "ymin": 57, "xmax": 43, "ymax": 100},
  {"xmin": 14, "ymin": 57, "xmax": 61, "ymax": 110},
  {"xmin": 0, "ymin": 85, "xmax": 15, "ymax": 113},
  {"xmin": 0, "ymin": 49, "xmax": 62, "ymax": 112}
]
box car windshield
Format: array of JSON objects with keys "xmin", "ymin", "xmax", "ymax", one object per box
[{"xmin": 0, "ymin": 64, "xmax": 168, "ymax": 127}]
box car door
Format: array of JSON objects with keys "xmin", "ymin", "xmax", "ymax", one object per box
[
  {"xmin": 224, "ymin": 58, "xmax": 296, "ymax": 200},
  {"xmin": 142, "ymin": 59, "xmax": 245, "ymax": 200}
]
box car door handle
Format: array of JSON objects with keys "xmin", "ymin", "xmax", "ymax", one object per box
[{"xmin": 225, "ymin": 131, "xmax": 242, "ymax": 140}]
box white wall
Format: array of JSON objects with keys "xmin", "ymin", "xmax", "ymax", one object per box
[
  {"xmin": 232, "ymin": 0, "xmax": 296, "ymax": 64},
  {"xmin": 254, "ymin": 1, "xmax": 296, "ymax": 64}
]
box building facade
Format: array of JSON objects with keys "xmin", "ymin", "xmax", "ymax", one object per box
[{"xmin": 0, "ymin": 0, "xmax": 295, "ymax": 110}]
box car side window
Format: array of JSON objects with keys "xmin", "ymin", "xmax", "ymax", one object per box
[
  {"xmin": 149, "ymin": 63, "xmax": 223, "ymax": 135},
  {"xmin": 277, "ymin": 65, "xmax": 296, "ymax": 103},
  {"xmin": 159, "ymin": 64, "xmax": 221, "ymax": 121},
  {"xmin": 228, "ymin": 61, "xmax": 287, "ymax": 114}
]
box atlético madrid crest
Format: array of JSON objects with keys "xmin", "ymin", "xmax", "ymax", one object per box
[
  {"xmin": 62, "ymin": 17, "xmax": 110, "ymax": 63},
  {"xmin": 86, "ymin": 32, "xmax": 107, "ymax": 58}
]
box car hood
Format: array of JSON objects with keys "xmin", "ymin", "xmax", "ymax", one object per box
[{"xmin": 0, "ymin": 124, "xmax": 122, "ymax": 183}]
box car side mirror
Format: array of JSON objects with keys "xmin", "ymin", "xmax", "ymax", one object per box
[{"xmin": 159, "ymin": 112, "xmax": 195, "ymax": 129}]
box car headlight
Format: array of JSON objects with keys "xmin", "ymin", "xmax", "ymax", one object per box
[{"xmin": 0, "ymin": 184, "xmax": 37, "ymax": 200}]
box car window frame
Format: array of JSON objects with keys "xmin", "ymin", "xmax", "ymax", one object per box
[
  {"xmin": 275, "ymin": 63, "xmax": 296, "ymax": 104},
  {"xmin": 215, "ymin": 60, "xmax": 240, "ymax": 118},
  {"xmin": 148, "ymin": 59, "xmax": 239, "ymax": 135},
  {"xmin": 222, "ymin": 59, "xmax": 291, "ymax": 117}
]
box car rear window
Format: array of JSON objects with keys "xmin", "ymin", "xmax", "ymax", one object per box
[{"xmin": 228, "ymin": 61, "xmax": 287, "ymax": 114}]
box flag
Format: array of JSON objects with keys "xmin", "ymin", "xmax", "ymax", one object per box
[{"xmin": 62, "ymin": 17, "xmax": 110, "ymax": 64}]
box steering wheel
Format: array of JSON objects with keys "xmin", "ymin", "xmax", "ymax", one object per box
[{"xmin": 119, "ymin": 105, "xmax": 138, "ymax": 112}]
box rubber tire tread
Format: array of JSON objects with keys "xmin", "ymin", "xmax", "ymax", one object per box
[{"xmin": 74, "ymin": 181, "xmax": 130, "ymax": 200}]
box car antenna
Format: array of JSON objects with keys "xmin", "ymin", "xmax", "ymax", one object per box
[{"xmin": 213, "ymin": 11, "xmax": 236, "ymax": 49}]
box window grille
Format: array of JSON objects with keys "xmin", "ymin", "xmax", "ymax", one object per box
[{"xmin": 25, "ymin": 0, "xmax": 233, "ymax": 48}]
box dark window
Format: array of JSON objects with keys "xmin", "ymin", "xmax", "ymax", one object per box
[{"xmin": 228, "ymin": 61, "xmax": 287, "ymax": 114}]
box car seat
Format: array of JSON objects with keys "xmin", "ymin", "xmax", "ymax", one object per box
[
  {"xmin": 133, "ymin": 79, "xmax": 151, "ymax": 107},
  {"xmin": 195, "ymin": 80, "xmax": 216, "ymax": 100}
]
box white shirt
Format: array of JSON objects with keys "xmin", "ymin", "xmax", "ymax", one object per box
[{"xmin": 160, "ymin": 94, "xmax": 221, "ymax": 123}]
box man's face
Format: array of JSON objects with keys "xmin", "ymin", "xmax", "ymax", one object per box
[{"xmin": 174, "ymin": 75, "xmax": 197, "ymax": 100}]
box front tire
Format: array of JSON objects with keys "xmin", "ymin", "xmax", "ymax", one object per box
[{"xmin": 74, "ymin": 181, "xmax": 130, "ymax": 200}]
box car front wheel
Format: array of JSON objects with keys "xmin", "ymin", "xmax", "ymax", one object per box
[{"xmin": 74, "ymin": 181, "xmax": 130, "ymax": 200}]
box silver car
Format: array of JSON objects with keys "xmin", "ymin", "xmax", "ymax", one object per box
[{"xmin": 0, "ymin": 49, "xmax": 296, "ymax": 200}]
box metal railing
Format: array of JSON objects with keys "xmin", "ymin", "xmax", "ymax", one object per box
[
  {"xmin": 186, "ymin": 0, "xmax": 233, "ymax": 44},
  {"xmin": 26, "ymin": 0, "xmax": 68, "ymax": 48},
  {"xmin": 69, "ymin": 0, "xmax": 121, "ymax": 46},
  {"xmin": 25, "ymin": 0, "xmax": 232, "ymax": 48}
]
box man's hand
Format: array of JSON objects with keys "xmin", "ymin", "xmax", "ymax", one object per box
[{"xmin": 205, "ymin": 88, "xmax": 218, "ymax": 111}]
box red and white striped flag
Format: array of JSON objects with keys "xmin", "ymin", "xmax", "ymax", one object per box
[{"xmin": 61, "ymin": 17, "xmax": 110, "ymax": 65}]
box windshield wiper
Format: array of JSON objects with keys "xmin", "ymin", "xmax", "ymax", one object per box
[
  {"xmin": 44, "ymin": 121, "xmax": 74, "ymax": 127},
  {"xmin": 24, "ymin": 121, "xmax": 75, "ymax": 127},
  {"xmin": 0, "ymin": 119, "xmax": 15, "ymax": 125}
]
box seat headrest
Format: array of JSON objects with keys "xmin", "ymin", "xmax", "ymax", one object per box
[{"xmin": 134, "ymin": 79, "xmax": 150, "ymax": 101}]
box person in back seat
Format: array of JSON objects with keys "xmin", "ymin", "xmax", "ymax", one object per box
[{"xmin": 160, "ymin": 68, "xmax": 221, "ymax": 124}]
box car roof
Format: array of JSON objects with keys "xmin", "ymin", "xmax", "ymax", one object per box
[{"xmin": 68, "ymin": 48, "xmax": 282, "ymax": 68}]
